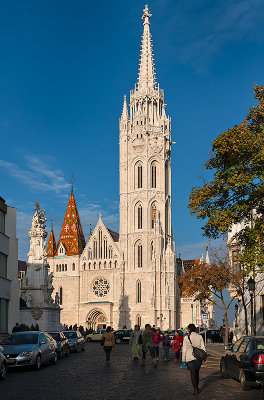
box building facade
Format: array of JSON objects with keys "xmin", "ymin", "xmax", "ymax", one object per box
[
  {"xmin": 0, "ymin": 196, "xmax": 19, "ymax": 337},
  {"xmin": 47, "ymin": 6, "xmax": 179, "ymax": 330}
]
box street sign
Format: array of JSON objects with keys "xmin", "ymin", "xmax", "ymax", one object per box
[{"xmin": 201, "ymin": 313, "xmax": 208, "ymax": 321}]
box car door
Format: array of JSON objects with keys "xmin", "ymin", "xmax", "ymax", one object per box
[
  {"xmin": 39, "ymin": 333, "xmax": 49, "ymax": 361},
  {"xmin": 236, "ymin": 337, "xmax": 251, "ymax": 377},
  {"xmin": 225, "ymin": 338, "xmax": 244, "ymax": 377}
]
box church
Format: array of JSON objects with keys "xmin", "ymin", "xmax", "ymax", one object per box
[{"xmin": 47, "ymin": 6, "xmax": 180, "ymax": 331}]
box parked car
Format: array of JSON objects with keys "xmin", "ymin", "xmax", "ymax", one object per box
[
  {"xmin": 0, "ymin": 331, "xmax": 57, "ymax": 370},
  {"xmin": 114, "ymin": 330, "xmax": 132, "ymax": 344},
  {"xmin": 86, "ymin": 329, "xmax": 106, "ymax": 342},
  {"xmin": 48, "ymin": 332, "xmax": 70, "ymax": 359},
  {"xmin": 200, "ymin": 329, "xmax": 223, "ymax": 343},
  {"xmin": 220, "ymin": 336, "xmax": 264, "ymax": 390},
  {"xmin": 63, "ymin": 331, "xmax": 85, "ymax": 352},
  {"xmin": 0, "ymin": 346, "xmax": 7, "ymax": 379}
]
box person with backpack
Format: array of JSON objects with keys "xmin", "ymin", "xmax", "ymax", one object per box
[
  {"xmin": 101, "ymin": 326, "xmax": 115, "ymax": 366},
  {"xmin": 129, "ymin": 324, "xmax": 141, "ymax": 360},
  {"xmin": 181, "ymin": 323, "xmax": 206, "ymax": 396}
]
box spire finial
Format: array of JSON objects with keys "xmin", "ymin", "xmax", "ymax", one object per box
[
  {"xmin": 35, "ymin": 200, "xmax": 40, "ymax": 212},
  {"xmin": 137, "ymin": 5, "xmax": 156, "ymax": 91},
  {"xmin": 71, "ymin": 174, "xmax": 75, "ymax": 193},
  {"xmin": 51, "ymin": 219, "xmax": 53, "ymax": 230},
  {"xmin": 121, "ymin": 95, "xmax": 129, "ymax": 120}
]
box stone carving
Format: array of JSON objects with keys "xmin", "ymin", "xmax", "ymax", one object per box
[
  {"xmin": 21, "ymin": 290, "xmax": 32, "ymax": 307},
  {"xmin": 31, "ymin": 307, "xmax": 43, "ymax": 320},
  {"xmin": 55, "ymin": 292, "xmax": 60, "ymax": 305},
  {"xmin": 92, "ymin": 278, "xmax": 110, "ymax": 297}
]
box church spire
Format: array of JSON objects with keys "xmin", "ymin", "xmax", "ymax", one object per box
[
  {"xmin": 47, "ymin": 227, "xmax": 57, "ymax": 258},
  {"xmin": 121, "ymin": 95, "xmax": 129, "ymax": 120},
  {"xmin": 137, "ymin": 5, "xmax": 156, "ymax": 92}
]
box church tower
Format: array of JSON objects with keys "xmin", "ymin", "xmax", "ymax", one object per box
[{"xmin": 119, "ymin": 6, "xmax": 177, "ymax": 329}]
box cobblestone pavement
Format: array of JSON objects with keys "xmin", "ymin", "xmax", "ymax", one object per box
[{"xmin": 2, "ymin": 343, "xmax": 263, "ymax": 400}]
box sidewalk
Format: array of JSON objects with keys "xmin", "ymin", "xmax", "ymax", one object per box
[{"xmin": 206, "ymin": 343, "xmax": 225, "ymax": 357}]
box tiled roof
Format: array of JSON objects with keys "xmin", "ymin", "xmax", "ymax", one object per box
[{"xmin": 107, "ymin": 228, "xmax": 119, "ymax": 242}]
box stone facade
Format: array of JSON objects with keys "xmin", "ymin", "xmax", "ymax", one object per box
[{"xmin": 48, "ymin": 6, "xmax": 180, "ymax": 331}]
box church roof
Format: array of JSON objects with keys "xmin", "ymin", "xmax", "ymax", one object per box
[
  {"xmin": 47, "ymin": 229, "xmax": 57, "ymax": 258},
  {"xmin": 56, "ymin": 192, "xmax": 86, "ymax": 256},
  {"xmin": 107, "ymin": 228, "xmax": 119, "ymax": 242}
]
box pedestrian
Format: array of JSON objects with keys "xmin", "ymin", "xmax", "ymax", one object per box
[
  {"xmin": 101, "ymin": 326, "xmax": 115, "ymax": 366},
  {"xmin": 153, "ymin": 327, "xmax": 161, "ymax": 360},
  {"xmin": 12, "ymin": 323, "xmax": 21, "ymax": 333},
  {"xmin": 181, "ymin": 323, "xmax": 206, "ymax": 396},
  {"xmin": 162, "ymin": 331, "xmax": 171, "ymax": 361},
  {"xmin": 142, "ymin": 324, "xmax": 157, "ymax": 368},
  {"xmin": 172, "ymin": 331, "xmax": 183, "ymax": 362},
  {"xmin": 129, "ymin": 324, "xmax": 141, "ymax": 360}
]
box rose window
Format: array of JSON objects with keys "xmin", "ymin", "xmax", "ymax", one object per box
[{"xmin": 93, "ymin": 278, "xmax": 110, "ymax": 297}]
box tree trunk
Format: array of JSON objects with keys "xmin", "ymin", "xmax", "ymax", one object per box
[{"xmin": 224, "ymin": 310, "xmax": 229, "ymax": 347}]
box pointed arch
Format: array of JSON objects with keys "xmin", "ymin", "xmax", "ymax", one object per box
[
  {"xmin": 151, "ymin": 161, "xmax": 157, "ymax": 188},
  {"xmin": 59, "ymin": 286, "xmax": 63, "ymax": 305},
  {"xmin": 136, "ymin": 280, "xmax": 142, "ymax": 303},
  {"xmin": 135, "ymin": 203, "xmax": 143, "ymax": 229},
  {"xmin": 134, "ymin": 240, "xmax": 143, "ymax": 268},
  {"xmin": 136, "ymin": 314, "xmax": 142, "ymax": 328},
  {"xmin": 151, "ymin": 202, "xmax": 157, "ymax": 229}
]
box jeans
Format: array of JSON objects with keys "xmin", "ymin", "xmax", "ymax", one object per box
[
  {"xmin": 187, "ymin": 360, "xmax": 202, "ymax": 389},
  {"xmin": 142, "ymin": 346, "xmax": 155, "ymax": 359},
  {"xmin": 153, "ymin": 344, "xmax": 159, "ymax": 358},
  {"xmin": 163, "ymin": 346, "xmax": 170, "ymax": 360},
  {"xmin": 175, "ymin": 349, "xmax": 180, "ymax": 360},
  {"xmin": 103, "ymin": 346, "xmax": 112, "ymax": 362}
]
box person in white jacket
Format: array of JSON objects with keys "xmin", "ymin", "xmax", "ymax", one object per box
[{"xmin": 181, "ymin": 324, "xmax": 206, "ymax": 396}]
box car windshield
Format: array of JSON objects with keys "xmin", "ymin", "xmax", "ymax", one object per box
[
  {"xmin": 256, "ymin": 338, "xmax": 264, "ymax": 350},
  {"xmin": 1, "ymin": 334, "xmax": 38, "ymax": 345},
  {"xmin": 49, "ymin": 333, "xmax": 60, "ymax": 341},
  {"xmin": 64, "ymin": 332, "xmax": 77, "ymax": 339}
]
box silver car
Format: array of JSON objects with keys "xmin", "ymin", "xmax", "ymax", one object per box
[
  {"xmin": 0, "ymin": 346, "xmax": 7, "ymax": 379},
  {"xmin": 1, "ymin": 331, "xmax": 57, "ymax": 370}
]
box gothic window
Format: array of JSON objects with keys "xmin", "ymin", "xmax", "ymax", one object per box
[
  {"xmin": 65, "ymin": 264, "xmax": 67, "ymax": 271},
  {"xmin": 151, "ymin": 203, "xmax": 157, "ymax": 229},
  {"xmin": 62, "ymin": 264, "xmax": 64, "ymax": 271},
  {"xmin": 109, "ymin": 246, "xmax": 113, "ymax": 258},
  {"xmin": 104, "ymin": 238, "xmax": 108, "ymax": 259},
  {"xmin": 109, "ymin": 261, "xmax": 112, "ymax": 268},
  {"xmin": 137, "ymin": 204, "xmax": 142, "ymax": 229},
  {"xmin": 165, "ymin": 162, "xmax": 169, "ymax": 193},
  {"xmin": 92, "ymin": 278, "xmax": 110, "ymax": 297},
  {"xmin": 114, "ymin": 260, "xmax": 117, "ymax": 268},
  {"xmin": 59, "ymin": 287, "xmax": 63, "ymax": 305},
  {"xmin": 135, "ymin": 242, "xmax": 143, "ymax": 268},
  {"xmin": 72, "ymin": 263, "xmax": 75, "ymax": 271},
  {"xmin": 56, "ymin": 264, "xmax": 58, "ymax": 272},
  {"xmin": 93, "ymin": 239, "xmax": 97, "ymax": 259},
  {"xmin": 137, "ymin": 314, "xmax": 142, "ymax": 327},
  {"xmin": 138, "ymin": 165, "xmax": 142, "ymax": 188},
  {"xmin": 88, "ymin": 248, "xmax": 92, "ymax": 260},
  {"xmin": 151, "ymin": 162, "xmax": 157, "ymax": 188},
  {"xmin": 94, "ymin": 262, "xmax": 96, "ymax": 269},
  {"xmin": 88, "ymin": 262, "xmax": 91, "ymax": 270},
  {"xmin": 136, "ymin": 280, "xmax": 141, "ymax": 303},
  {"xmin": 59, "ymin": 264, "xmax": 61, "ymax": 272},
  {"xmin": 99, "ymin": 262, "xmax": 101, "ymax": 269},
  {"xmin": 104, "ymin": 261, "xmax": 107, "ymax": 269},
  {"xmin": 150, "ymin": 241, "xmax": 154, "ymax": 260},
  {"xmin": 99, "ymin": 229, "xmax": 102, "ymax": 259},
  {"xmin": 83, "ymin": 262, "xmax": 86, "ymax": 270}
]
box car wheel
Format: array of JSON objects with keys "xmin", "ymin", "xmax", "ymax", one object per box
[
  {"xmin": 0, "ymin": 362, "xmax": 7, "ymax": 380},
  {"xmin": 220, "ymin": 359, "xmax": 229, "ymax": 379},
  {"xmin": 115, "ymin": 338, "xmax": 121, "ymax": 344},
  {"xmin": 87, "ymin": 337, "xmax": 92, "ymax": 342},
  {"xmin": 35, "ymin": 355, "xmax": 42, "ymax": 370},
  {"xmin": 51, "ymin": 351, "xmax": 58, "ymax": 365},
  {"xmin": 239, "ymin": 369, "xmax": 250, "ymax": 391}
]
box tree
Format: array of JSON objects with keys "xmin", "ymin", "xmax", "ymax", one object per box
[
  {"xmin": 189, "ymin": 85, "xmax": 264, "ymax": 269},
  {"xmin": 179, "ymin": 246, "xmax": 240, "ymax": 345}
]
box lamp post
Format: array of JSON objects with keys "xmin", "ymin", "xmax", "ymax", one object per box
[
  {"xmin": 234, "ymin": 304, "xmax": 238, "ymax": 328},
  {"xmin": 191, "ymin": 304, "xmax": 193, "ymax": 324},
  {"xmin": 247, "ymin": 277, "xmax": 255, "ymax": 336}
]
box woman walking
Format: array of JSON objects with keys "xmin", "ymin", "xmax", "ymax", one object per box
[
  {"xmin": 181, "ymin": 324, "xmax": 206, "ymax": 396},
  {"xmin": 153, "ymin": 327, "xmax": 161, "ymax": 360},
  {"xmin": 129, "ymin": 324, "xmax": 141, "ymax": 360},
  {"xmin": 142, "ymin": 323, "xmax": 157, "ymax": 368},
  {"xmin": 172, "ymin": 331, "xmax": 183, "ymax": 362},
  {"xmin": 101, "ymin": 326, "xmax": 115, "ymax": 366}
]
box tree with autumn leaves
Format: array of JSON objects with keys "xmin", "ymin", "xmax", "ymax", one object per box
[{"xmin": 185, "ymin": 85, "xmax": 264, "ymax": 338}]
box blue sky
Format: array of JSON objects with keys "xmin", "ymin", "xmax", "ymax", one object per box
[{"xmin": 0, "ymin": 0, "xmax": 263, "ymax": 323}]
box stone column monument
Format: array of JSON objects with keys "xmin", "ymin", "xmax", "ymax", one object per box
[{"xmin": 20, "ymin": 202, "xmax": 61, "ymax": 330}]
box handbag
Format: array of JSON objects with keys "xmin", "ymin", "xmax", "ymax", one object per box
[{"xmin": 188, "ymin": 335, "xmax": 207, "ymax": 361}]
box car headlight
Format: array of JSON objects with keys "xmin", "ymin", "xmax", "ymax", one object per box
[{"xmin": 20, "ymin": 351, "xmax": 34, "ymax": 357}]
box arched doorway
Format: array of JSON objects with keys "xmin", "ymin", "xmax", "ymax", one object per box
[{"xmin": 86, "ymin": 309, "xmax": 107, "ymax": 330}]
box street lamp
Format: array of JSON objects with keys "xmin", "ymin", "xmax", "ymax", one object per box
[
  {"xmin": 191, "ymin": 304, "xmax": 193, "ymax": 324},
  {"xmin": 247, "ymin": 277, "xmax": 255, "ymax": 336}
]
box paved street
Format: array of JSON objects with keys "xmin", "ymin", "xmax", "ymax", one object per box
[{"xmin": 2, "ymin": 343, "xmax": 263, "ymax": 400}]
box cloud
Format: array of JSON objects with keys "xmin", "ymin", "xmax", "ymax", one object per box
[
  {"xmin": 163, "ymin": 0, "xmax": 264, "ymax": 73},
  {"xmin": 0, "ymin": 155, "xmax": 70, "ymax": 194}
]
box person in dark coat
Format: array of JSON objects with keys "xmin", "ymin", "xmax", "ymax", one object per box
[{"xmin": 12, "ymin": 323, "xmax": 21, "ymax": 333}]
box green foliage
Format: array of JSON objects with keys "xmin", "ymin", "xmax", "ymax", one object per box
[{"xmin": 189, "ymin": 85, "xmax": 264, "ymax": 271}]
